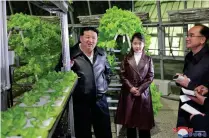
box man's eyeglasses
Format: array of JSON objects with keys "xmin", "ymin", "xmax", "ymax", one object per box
[{"xmin": 186, "ymin": 34, "xmax": 203, "ymax": 38}]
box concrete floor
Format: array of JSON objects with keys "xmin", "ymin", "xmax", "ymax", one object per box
[
  {"xmin": 151, "ymin": 97, "xmax": 178, "ymax": 138},
  {"xmin": 109, "ymin": 97, "xmax": 179, "ymax": 138}
]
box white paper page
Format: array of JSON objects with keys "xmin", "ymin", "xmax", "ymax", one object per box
[
  {"xmin": 181, "ymin": 103, "xmax": 202, "ymax": 115},
  {"xmin": 181, "ymin": 88, "xmax": 195, "ymax": 96},
  {"xmin": 173, "ymin": 75, "xmax": 185, "ymax": 81},
  {"xmin": 180, "ymin": 95, "xmax": 191, "ymax": 102}
]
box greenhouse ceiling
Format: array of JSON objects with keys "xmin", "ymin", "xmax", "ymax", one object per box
[
  {"xmin": 6, "ymin": 1, "xmax": 209, "ymax": 24},
  {"xmin": 4, "ymin": 0, "xmax": 209, "ymax": 80}
]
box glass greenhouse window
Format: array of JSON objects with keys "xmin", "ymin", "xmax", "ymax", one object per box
[
  {"xmin": 193, "ymin": 1, "xmax": 202, "ymax": 8},
  {"xmin": 135, "ymin": 1, "xmax": 208, "ymax": 23},
  {"xmin": 165, "ymin": 37, "xmax": 183, "ymax": 56},
  {"xmin": 164, "ymin": 27, "xmax": 184, "ymax": 56},
  {"xmin": 202, "ymin": 1, "xmax": 209, "ymax": 8},
  {"xmin": 135, "ymin": 1, "xmax": 158, "ymax": 22},
  {"xmin": 149, "ymin": 37, "xmax": 158, "ymax": 55},
  {"xmin": 147, "ymin": 27, "xmax": 159, "ymax": 55},
  {"xmin": 162, "ymin": 1, "xmax": 185, "ymax": 22}
]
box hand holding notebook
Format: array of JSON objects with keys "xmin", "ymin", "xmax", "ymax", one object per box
[{"xmin": 181, "ymin": 88, "xmax": 195, "ymax": 96}]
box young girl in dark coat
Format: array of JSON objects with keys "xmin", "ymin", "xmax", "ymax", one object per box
[{"xmin": 115, "ymin": 32, "xmax": 154, "ymax": 138}]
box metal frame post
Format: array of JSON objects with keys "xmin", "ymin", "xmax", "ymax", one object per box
[
  {"xmin": 68, "ymin": 97, "xmax": 75, "ymax": 138},
  {"xmin": 132, "ymin": 0, "xmax": 135, "ymax": 12},
  {"xmin": 8, "ymin": 1, "xmax": 13, "ymax": 14},
  {"xmin": 156, "ymin": 1, "xmax": 165, "ymax": 80},
  {"xmin": 108, "ymin": 0, "xmax": 111, "ymax": 9},
  {"xmin": 1, "ymin": 1, "xmax": 11, "ymax": 110},
  {"xmin": 183, "ymin": 25, "xmax": 188, "ymax": 56},
  {"xmin": 27, "ymin": 1, "xmax": 33, "ymax": 15},
  {"xmin": 183, "ymin": 0, "xmax": 188, "ymax": 56},
  {"xmin": 87, "ymin": 0, "xmax": 92, "ymax": 15},
  {"xmin": 58, "ymin": 12, "xmax": 75, "ymax": 138},
  {"xmin": 69, "ymin": 11, "xmax": 78, "ymax": 43},
  {"xmin": 59, "ymin": 12, "xmax": 71, "ymax": 72}
]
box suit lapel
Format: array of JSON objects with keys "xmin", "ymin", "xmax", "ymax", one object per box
[{"xmin": 127, "ymin": 56, "xmax": 140, "ymax": 76}]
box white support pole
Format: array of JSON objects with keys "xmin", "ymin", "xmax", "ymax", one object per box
[
  {"xmin": 108, "ymin": 0, "xmax": 111, "ymax": 9},
  {"xmin": 132, "ymin": 0, "xmax": 135, "ymax": 12},
  {"xmin": 183, "ymin": 1, "xmax": 188, "ymax": 56},
  {"xmin": 69, "ymin": 96, "xmax": 75, "ymax": 138},
  {"xmin": 69, "ymin": 11, "xmax": 78, "ymax": 43},
  {"xmin": 0, "ymin": 1, "xmax": 11, "ymax": 110},
  {"xmin": 27, "ymin": 1, "xmax": 33, "ymax": 15},
  {"xmin": 156, "ymin": 1, "xmax": 165, "ymax": 80},
  {"xmin": 87, "ymin": 0, "xmax": 92, "ymax": 15},
  {"xmin": 59, "ymin": 12, "xmax": 71, "ymax": 72},
  {"xmin": 58, "ymin": 11, "xmax": 75, "ymax": 138}
]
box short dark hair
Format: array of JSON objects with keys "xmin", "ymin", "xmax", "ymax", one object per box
[
  {"xmin": 80, "ymin": 27, "xmax": 99, "ymax": 36},
  {"xmin": 194, "ymin": 23, "xmax": 209, "ymax": 42},
  {"xmin": 131, "ymin": 32, "xmax": 145, "ymax": 43}
]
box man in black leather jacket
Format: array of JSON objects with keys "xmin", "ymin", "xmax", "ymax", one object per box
[{"xmin": 55, "ymin": 27, "xmax": 112, "ymax": 138}]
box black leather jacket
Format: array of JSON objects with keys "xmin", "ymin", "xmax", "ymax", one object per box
[{"xmin": 55, "ymin": 43, "xmax": 111, "ymax": 99}]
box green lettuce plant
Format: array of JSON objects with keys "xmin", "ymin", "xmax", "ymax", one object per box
[
  {"xmin": 98, "ymin": 6, "xmax": 151, "ymax": 72},
  {"xmin": 8, "ymin": 13, "xmax": 61, "ymax": 82},
  {"xmin": 98, "ymin": 6, "xmax": 151, "ymax": 51},
  {"xmin": 150, "ymin": 83, "xmax": 163, "ymax": 115}
]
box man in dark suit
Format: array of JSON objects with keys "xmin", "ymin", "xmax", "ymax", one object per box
[
  {"xmin": 188, "ymin": 85, "xmax": 209, "ymax": 137},
  {"xmin": 175, "ymin": 24, "xmax": 209, "ymax": 127}
]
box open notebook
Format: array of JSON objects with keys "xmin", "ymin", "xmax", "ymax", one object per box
[
  {"xmin": 181, "ymin": 103, "xmax": 202, "ymax": 115},
  {"xmin": 181, "ymin": 88, "xmax": 195, "ymax": 96}
]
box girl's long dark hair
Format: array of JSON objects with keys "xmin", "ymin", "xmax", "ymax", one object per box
[{"xmin": 128, "ymin": 32, "xmax": 145, "ymax": 57}]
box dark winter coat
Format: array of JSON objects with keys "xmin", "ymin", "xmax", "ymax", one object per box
[
  {"xmin": 177, "ymin": 45, "xmax": 209, "ymax": 127},
  {"xmin": 115, "ymin": 51, "xmax": 155, "ymax": 130}
]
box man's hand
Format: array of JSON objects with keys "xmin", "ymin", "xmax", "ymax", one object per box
[
  {"xmin": 195, "ymin": 85, "xmax": 208, "ymax": 95},
  {"xmin": 188, "ymin": 91, "xmax": 206, "ymax": 105},
  {"xmin": 175, "ymin": 74, "xmax": 190, "ymax": 88}
]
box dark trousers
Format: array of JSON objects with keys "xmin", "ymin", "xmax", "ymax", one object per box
[
  {"xmin": 127, "ymin": 128, "xmax": 151, "ymax": 138},
  {"xmin": 73, "ymin": 95, "xmax": 112, "ymax": 138},
  {"xmin": 189, "ymin": 114, "xmax": 209, "ymax": 138}
]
